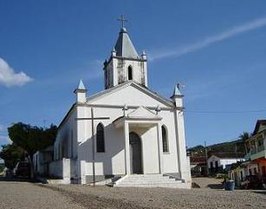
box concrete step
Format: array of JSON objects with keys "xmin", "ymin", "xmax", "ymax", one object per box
[
  {"xmin": 114, "ymin": 174, "xmax": 186, "ymax": 188},
  {"xmin": 119, "ymin": 178, "xmax": 180, "ymax": 184}
]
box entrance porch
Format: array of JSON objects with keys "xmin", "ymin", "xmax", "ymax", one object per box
[{"xmin": 113, "ymin": 106, "xmax": 163, "ymax": 175}]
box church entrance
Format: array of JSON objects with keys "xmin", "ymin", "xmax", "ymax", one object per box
[{"xmin": 129, "ymin": 132, "xmax": 143, "ymax": 174}]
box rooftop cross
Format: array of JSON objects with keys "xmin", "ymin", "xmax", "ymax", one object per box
[{"xmin": 117, "ymin": 15, "xmax": 128, "ymax": 28}]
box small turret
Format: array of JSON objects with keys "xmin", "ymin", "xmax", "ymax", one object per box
[
  {"xmin": 171, "ymin": 83, "xmax": 184, "ymax": 107},
  {"xmin": 74, "ymin": 80, "xmax": 87, "ymax": 103}
]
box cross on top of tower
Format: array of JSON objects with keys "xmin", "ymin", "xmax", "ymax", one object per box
[{"xmin": 117, "ymin": 15, "xmax": 128, "ymax": 28}]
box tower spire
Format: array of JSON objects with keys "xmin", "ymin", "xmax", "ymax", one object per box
[{"xmin": 103, "ymin": 18, "xmax": 148, "ymax": 89}]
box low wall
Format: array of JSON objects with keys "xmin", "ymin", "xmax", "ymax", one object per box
[{"xmin": 49, "ymin": 158, "xmax": 77, "ymax": 184}]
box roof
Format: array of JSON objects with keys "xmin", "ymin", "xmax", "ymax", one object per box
[
  {"xmin": 190, "ymin": 156, "xmax": 207, "ymax": 164},
  {"xmin": 252, "ymin": 119, "xmax": 266, "ymax": 135},
  {"xmin": 114, "ymin": 27, "xmax": 139, "ymax": 59},
  {"xmin": 171, "ymin": 84, "xmax": 183, "ymax": 98},
  {"xmin": 77, "ymin": 79, "xmax": 86, "ymax": 90},
  {"xmin": 74, "ymin": 80, "xmax": 87, "ymax": 94}
]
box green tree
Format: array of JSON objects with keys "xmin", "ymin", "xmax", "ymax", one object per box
[
  {"xmin": 7, "ymin": 122, "xmax": 57, "ymax": 178},
  {"xmin": 0, "ymin": 144, "xmax": 25, "ymax": 169}
]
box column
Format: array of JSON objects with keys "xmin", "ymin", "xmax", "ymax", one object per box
[
  {"xmin": 175, "ymin": 110, "xmax": 190, "ymax": 181},
  {"xmin": 124, "ymin": 121, "xmax": 130, "ymax": 174},
  {"xmin": 157, "ymin": 123, "xmax": 164, "ymax": 174}
]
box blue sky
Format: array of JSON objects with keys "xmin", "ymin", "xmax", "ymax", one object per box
[{"xmin": 1, "ymin": 0, "xmax": 266, "ymax": 147}]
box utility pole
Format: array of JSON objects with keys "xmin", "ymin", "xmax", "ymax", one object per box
[
  {"xmin": 204, "ymin": 141, "xmax": 209, "ymax": 176},
  {"xmin": 76, "ymin": 108, "xmax": 109, "ymax": 186}
]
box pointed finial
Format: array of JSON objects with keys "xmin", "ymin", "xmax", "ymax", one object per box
[
  {"xmin": 78, "ymin": 79, "xmax": 86, "ymax": 90},
  {"xmin": 172, "ymin": 83, "xmax": 184, "ymax": 97},
  {"xmin": 74, "ymin": 79, "xmax": 87, "ymax": 102}
]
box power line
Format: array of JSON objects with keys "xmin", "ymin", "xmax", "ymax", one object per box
[{"xmin": 184, "ymin": 109, "xmax": 266, "ymax": 114}]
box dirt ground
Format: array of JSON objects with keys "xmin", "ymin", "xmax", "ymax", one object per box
[
  {"xmin": 192, "ymin": 177, "xmax": 224, "ymax": 188},
  {"xmin": 44, "ymin": 183, "xmax": 266, "ymax": 209},
  {"xmin": 0, "ymin": 179, "xmax": 265, "ymax": 209}
]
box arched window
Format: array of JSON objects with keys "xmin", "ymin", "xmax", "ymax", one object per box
[
  {"xmin": 162, "ymin": 125, "xmax": 169, "ymax": 153},
  {"xmin": 96, "ymin": 123, "xmax": 105, "ymax": 152},
  {"xmin": 128, "ymin": 66, "xmax": 133, "ymax": 80}
]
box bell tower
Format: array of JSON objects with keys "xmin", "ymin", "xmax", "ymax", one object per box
[{"xmin": 103, "ymin": 16, "xmax": 148, "ymax": 89}]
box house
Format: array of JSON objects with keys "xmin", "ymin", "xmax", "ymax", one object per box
[
  {"xmin": 33, "ymin": 146, "xmax": 54, "ymax": 177},
  {"xmin": 244, "ymin": 120, "xmax": 266, "ymax": 186},
  {"xmin": 228, "ymin": 161, "xmax": 259, "ymax": 188},
  {"xmin": 227, "ymin": 120, "xmax": 266, "ymax": 189},
  {"xmin": 207, "ymin": 152, "xmax": 245, "ymax": 174},
  {"xmin": 190, "ymin": 156, "xmax": 207, "ymax": 177},
  {"xmin": 47, "ymin": 25, "xmax": 191, "ymax": 188}
]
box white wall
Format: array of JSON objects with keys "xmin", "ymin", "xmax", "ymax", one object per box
[
  {"xmin": 220, "ymin": 159, "xmax": 243, "ymax": 169},
  {"xmin": 76, "ymin": 104, "xmax": 182, "ymax": 179},
  {"xmin": 160, "ymin": 110, "xmax": 179, "ymax": 173},
  {"xmin": 49, "ymin": 158, "xmax": 77, "ymax": 184},
  {"xmin": 208, "ymin": 155, "xmax": 244, "ymax": 169},
  {"xmin": 89, "ymin": 85, "xmax": 170, "ymax": 108},
  {"xmin": 53, "ymin": 83, "xmax": 190, "ymax": 184},
  {"xmin": 54, "ymin": 108, "xmax": 78, "ymax": 161}
]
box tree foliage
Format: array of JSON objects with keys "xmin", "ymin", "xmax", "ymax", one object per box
[
  {"xmin": 187, "ymin": 145, "xmax": 205, "ymax": 156},
  {"xmin": 239, "ymin": 132, "xmax": 251, "ymax": 154},
  {"xmin": 0, "ymin": 144, "xmax": 25, "ymax": 169},
  {"xmin": 0, "ymin": 122, "xmax": 57, "ymax": 176},
  {"xmin": 188, "ymin": 135, "xmax": 248, "ymax": 157},
  {"xmin": 239, "ymin": 132, "xmax": 251, "ymax": 142},
  {"xmin": 8, "ymin": 122, "xmax": 57, "ymax": 159}
]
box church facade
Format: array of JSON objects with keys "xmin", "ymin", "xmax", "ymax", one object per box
[{"xmin": 49, "ymin": 26, "xmax": 191, "ymax": 188}]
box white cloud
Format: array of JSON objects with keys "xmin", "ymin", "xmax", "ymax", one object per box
[
  {"xmin": 150, "ymin": 17, "xmax": 266, "ymax": 61},
  {"xmin": 0, "ymin": 124, "xmax": 10, "ymax": 144},
  {"xmin": 0, "ymin": 135, "xmax": 11, "ymax": 144},
  {"xmin": 0, "ymin": 57, "xmax": 33, "ymax": 87}
]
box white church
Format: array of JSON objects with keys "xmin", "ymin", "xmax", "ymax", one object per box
[{"xmin": 45, "ymin": 24, "xmax": 191, "ymax": 188}]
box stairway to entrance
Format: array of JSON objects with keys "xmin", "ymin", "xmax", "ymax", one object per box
[{"xmin": 113, "ymin": 174, "xmax": 189, "ymax": 188}]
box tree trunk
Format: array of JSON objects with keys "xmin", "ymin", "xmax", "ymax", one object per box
[{"xmin": 28, "ymin": 154, "xmax": 35, "ymax": 179}]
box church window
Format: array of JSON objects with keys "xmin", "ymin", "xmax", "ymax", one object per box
[
  {"xmin": 128, "ymin": 66, "xmax": 133, "ymax": 80},
  {"xmin": 162, "ymin": 125, "xmax": 169, "ymax": 153},
  {"xmin": 96, "ymin": 123, "xmax": 105, "ymax": 152}
]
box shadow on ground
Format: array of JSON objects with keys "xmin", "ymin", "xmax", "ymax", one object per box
[
  {"xmin": 0, "ymin": 176, "xmax": 38, "ymax": 183},
  {"xmin": 207, "ymin": 183, "xmax": 224, "ymax": 189},
  {"xmin": 253, "ymin": 191, "xmax": 266, "ymax": 195}
]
